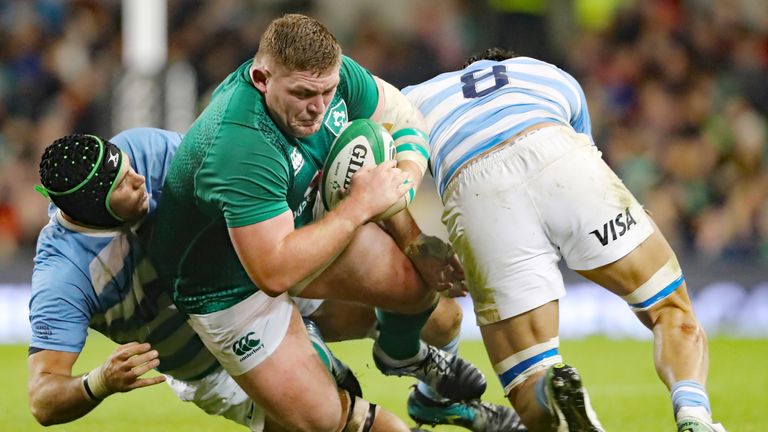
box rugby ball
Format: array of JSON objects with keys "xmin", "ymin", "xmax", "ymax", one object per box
[{"xmin": 321, "ymin": 119, "xmax": 408, "ymax": 220}]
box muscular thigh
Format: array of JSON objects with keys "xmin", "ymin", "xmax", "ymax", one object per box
[
  {"xmin": 234, "ymin": 307, "xmax": 341, "ymax": 429},
  {"xmin": 307, "ymin": 300, "xmax": 376, "ymax": 342},
  {"xmin": 577, "ymin": 225, "xmax": 675, "ymax": 297},
  {"xmin": 301, "ymin": 223, "xmax": 431, "ymax": 311}
]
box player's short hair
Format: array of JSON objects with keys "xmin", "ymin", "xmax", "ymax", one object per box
[
  {"xmin": 36, "ymin": 134, "xmax": 125, "ymax": 228},
  {"xmin": 257, "ymin": 14, "xmax": 342, "ymax": 73},
  {"xmin": 464, "ymin": 47, "xmax": 517, "ymax": 67}
]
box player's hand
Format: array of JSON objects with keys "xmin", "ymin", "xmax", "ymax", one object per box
[
  {"xmin": 404, "ymin": 234, "xmax": 468, "ymax": 298},
  {"xmin": 347, "ymin": 161, "xmax": 412, "ymax": 220},
  {"xmin": 99, "ymin": 342, "xmax": 165, "ymax": 395}
]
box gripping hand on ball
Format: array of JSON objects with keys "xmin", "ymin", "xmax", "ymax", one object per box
[{"xmin": 346, "ymin": 160, "xmax": 413, "ymax": 222}]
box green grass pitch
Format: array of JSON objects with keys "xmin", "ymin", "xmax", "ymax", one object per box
[{"xmin": 1, "ymin": 334, "xmax": 764, "ymax": 431}]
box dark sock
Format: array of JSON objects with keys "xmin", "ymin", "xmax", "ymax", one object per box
[{"xmin": 375, "ymin": 303, "xmax": 436, "ymax": 360}]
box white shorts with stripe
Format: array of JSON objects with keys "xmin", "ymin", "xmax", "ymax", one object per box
[
  {"xmin": 186, "ymin": 290, "xmax": 293, "ymax": 376},
  {"xmin": 442, "ymin": 125, "xmax": 654, "ymax": 326}
]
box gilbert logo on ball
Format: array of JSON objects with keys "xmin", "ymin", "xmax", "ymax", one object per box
[
  {"xmin": 321, "ymin": 119, "xmax": 406, "ymax": 220},
  {"xmin": 340, "ymin": 138, "xmax": 369, "ymax": 190}
]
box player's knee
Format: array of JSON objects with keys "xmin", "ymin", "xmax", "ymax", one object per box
[
  {"xmin": 421, "ymin": 297, "xmax": 463, "ymax": 346},
  {"xmin": 306, "ymin": 406, "xmax": 344, "ymax": 432},
  {"xmin": 655, "ymin": 303, "xmax": 704, "ymax": 340},
  {"xmin": 388, "ymin": 268, "xmax": 436, "ymax": 314},
  {"xmin": 679, "ymin": 320, "xmax": 705, "ymax": 342},
  {"xmin": 285, "ymin": 394, "xmax": 343, "ymax": 432},
  {"xmin": 495, "ymin": 337, "xmax": 562, "ymax": 397},
  {"xmin": 623, "ymin": 255, "xmax": 687, "ymax": 315},
  {"xmin": 506, "ymin": 369, "xmax": 548, "ymax": 419}
]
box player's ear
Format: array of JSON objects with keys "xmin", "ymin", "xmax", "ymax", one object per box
[{"xmin": 250, "ymin": 65, "xmax": 269, "ymax": 92}]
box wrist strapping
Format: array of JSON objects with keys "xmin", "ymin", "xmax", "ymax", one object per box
[{"xmin": 82, "ymin": 365, "xmax": 111, "ymax": 401}]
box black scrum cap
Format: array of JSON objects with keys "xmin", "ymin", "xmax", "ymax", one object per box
[{"xmin": 35, "ymin": 134, "xmax": 125, "ymax": 228}]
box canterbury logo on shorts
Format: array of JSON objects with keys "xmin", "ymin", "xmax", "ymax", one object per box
[{"xmin": 232, "ymin": 331, "xmax": 264, "ymax": 360}]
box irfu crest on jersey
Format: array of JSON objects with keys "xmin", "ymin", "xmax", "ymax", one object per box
[
  {"xmin": 324, "ymin": 99, "xmax": 348, "ymax": 136},
  {"xmin": 290, "ymin": 147, "xmax": 304, "ymax": 173}
]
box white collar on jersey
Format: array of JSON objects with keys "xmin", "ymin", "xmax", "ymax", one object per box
[{"xmin": 55, "ymin": 209, "xmax": 128, "ymax": 237}]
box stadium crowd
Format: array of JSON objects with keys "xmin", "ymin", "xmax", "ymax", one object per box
[{"xmin": 0, "ymin": 0, "xmax": 766, "ymax": 267}]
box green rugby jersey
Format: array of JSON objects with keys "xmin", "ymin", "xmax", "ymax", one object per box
[{"xmin": 152, "ymin": 56, "xmax": 378, "ymax": 314}]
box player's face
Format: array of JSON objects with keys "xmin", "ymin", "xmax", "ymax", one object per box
[
  {"xmin": 109, "ymin": 152, "xmax": 148, "ymax": 223},
  {"xmin": 262, "ymin": 60, "xmax": 340, "ymax": 137}
]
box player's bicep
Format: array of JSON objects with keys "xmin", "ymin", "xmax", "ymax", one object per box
[
  {"xmin": 228, "ymin": 210, "xmax": 295, "ymax": 295},
  {"xmin": 200, "ymin": 131, "xmax": 291, "ymax": 227},
  {"xmin": 30, "ymin": 269, "xmax": 94, "ymax": 353},
  {"xmin": 216, "ymin": 177, "xmax": 288, "ymax": 228},
  {"xmin": 370, "ymin": 77, "xmax": 429, "ymax": 180},
  {"xmin": 28, "ymin": 350, "xmax": 80, "ymax": 380}
]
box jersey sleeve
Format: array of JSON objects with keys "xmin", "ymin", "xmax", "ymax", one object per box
[
  {"xmin": 338, "ymin": 56, "xmax": 379, "ymax": 120},
  {"xmin": 197, "ymin": 126, "xmax": 291, "ymax": 228},
  {"xmin": 29, "ymin": 258, "xmax": 95, "ymax": 353}
]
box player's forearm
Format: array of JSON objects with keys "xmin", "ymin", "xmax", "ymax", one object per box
[
  {"xmin": 396, "ymin": 159, "xmax": 423, "ymax": 195},
  {"xmin": 378, "ymin": 158, "xmax": 427, "ymax": 250},
  {"xmin": 28, "ymin": 372, "xmax": 98, "ymax": 425},
  {"xmin": 381, "ymin": 208, "xmax": 422, "ymax": 251}
]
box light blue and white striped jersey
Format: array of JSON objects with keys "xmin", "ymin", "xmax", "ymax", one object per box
[
  {"xmin": 30, "ymin": 128, "xmax": 219, "ymax": 381},
  {"xmin": 402, "ymin": 57, "xmax": 593, "ymax": 197}
]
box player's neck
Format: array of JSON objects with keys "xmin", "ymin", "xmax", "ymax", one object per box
[{"xmin": 60, "ymin": 211, "xmax": 122, "ymax": 232}]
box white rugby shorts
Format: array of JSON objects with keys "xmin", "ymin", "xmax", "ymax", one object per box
[
  {"xmin": 294, "ymin": 297, "xmax": 324, "ymax": 317},
  {"xmin": 186, "ymin": 291, "xmax": 293, "ymax": 376},
  {"xmin": 442, "ymin": 125, "xmax": 653, "ymax": 325},
  {"xmin": 166, "ymin": 366, "xmax": 265, "ymax": 431}
]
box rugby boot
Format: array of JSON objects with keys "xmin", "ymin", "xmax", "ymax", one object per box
[
  {"xmin": 407, "ymin": 387, "xmax": 527, "ymax": 431},
  {"xmin": 677, "ymin": 418, "xmax": 727, "ymax": 432},
  {"xmin": 304, "ymin": 318, "xmax": 363, "ymax": 398},
  {"xmin": 374, "ymin": 342, "xmax": 487, "ymax": 401},
  {"xmin": 545, "ymin": 363, "xmax": 604, "ymax": 432}
]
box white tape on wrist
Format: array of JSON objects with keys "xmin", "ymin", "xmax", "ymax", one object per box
[{"xmin": 82, "ymin": 365, "xmax": 111, "ymax": 401}]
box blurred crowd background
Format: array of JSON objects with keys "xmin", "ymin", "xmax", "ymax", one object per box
[{"xmin": 1, "ymin": 0, "xmax": 767, "ymax": 280}]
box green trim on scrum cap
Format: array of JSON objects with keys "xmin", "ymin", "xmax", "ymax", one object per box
[
  {"xmin": 37, "ymin": 135, "xmax": 105, "ymax": 198},
  {"xmin": 34, "ymin": 184, "xmax": 50, "ymax": 199},
  {"xmin": 104, "ymin": 149, "xmax": 126, "ymax": 222}
]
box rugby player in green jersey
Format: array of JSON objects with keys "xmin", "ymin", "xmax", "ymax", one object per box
[
  {"xmin": 28, "ymin": 129, "xmax": 412, "ymax": 431},
  {"xmin": 151, "ymin": 13, "xmax": 515, "ymax": 432}
]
